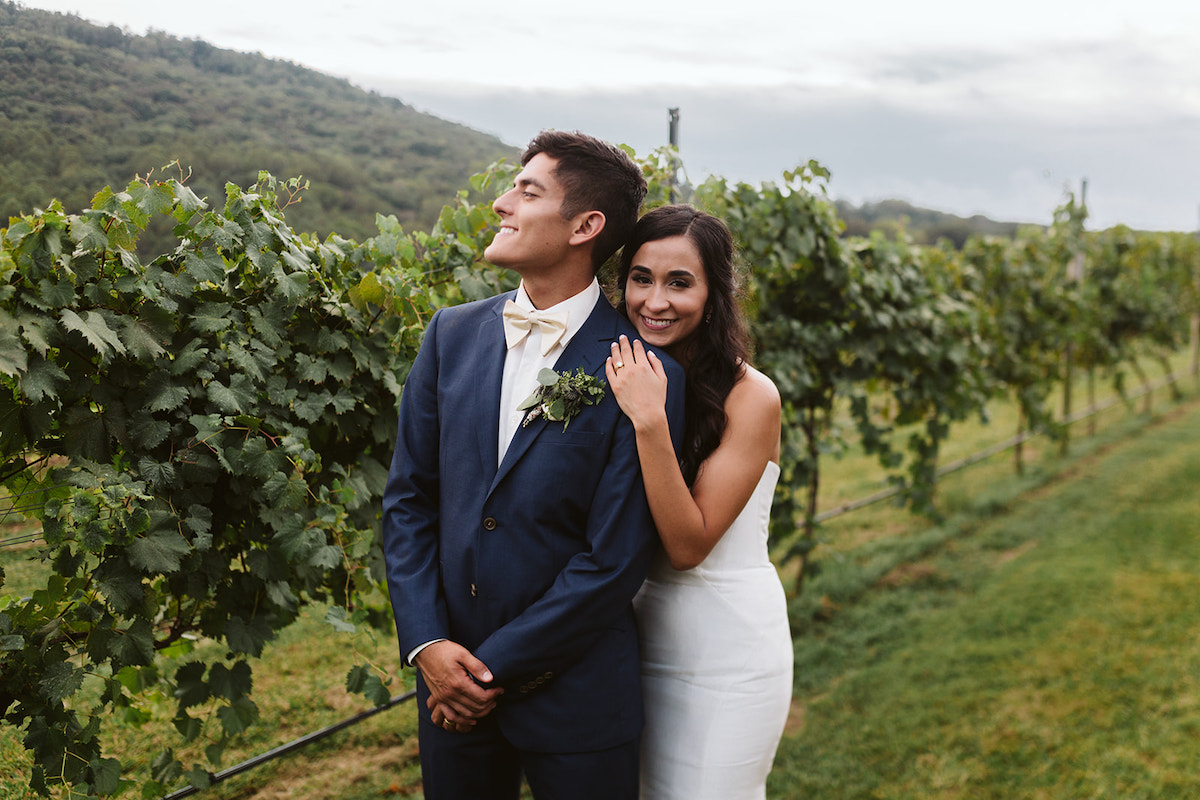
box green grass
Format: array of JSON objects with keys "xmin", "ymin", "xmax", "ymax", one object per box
[
  {"xmin": 770, "ymin": 392, "xmax": 1200, "ymax": 798},
  {"xmin": 798, "ymin": 351, "xmax": 1196, "ymax": 566},
  {"xmin": 0, "ymin": 582, "xmax": 421, "ymax": 799}
]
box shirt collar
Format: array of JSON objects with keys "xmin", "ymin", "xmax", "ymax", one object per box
[{"xmin": 512, "ymin": 278, "xmax": 600, "ymax": 351}]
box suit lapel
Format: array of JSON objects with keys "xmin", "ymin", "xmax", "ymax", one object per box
[
  {"xmin": 474, "ymin": 298, "xmax": 508, "ymax": 477},
  {"xmin": 488, "ymin": 296, "xmax": 619, "ymax": 494}
]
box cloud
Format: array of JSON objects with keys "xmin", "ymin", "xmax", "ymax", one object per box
[
  {"xmin": 852, "ymin": 33, "xmax": 1200, "ymax": 124},
  {"xmin": 368, "ymin": 78, "xmax": 1198, "ymax": 231},
  {"xmin": 869, "ymin": 50, "xmax": 1018, "ymax": 87}
]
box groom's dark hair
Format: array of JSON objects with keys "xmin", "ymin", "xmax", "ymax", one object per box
[{"xmin": 522, "ymin": 130, "xmax": 647, "ymax": 272}]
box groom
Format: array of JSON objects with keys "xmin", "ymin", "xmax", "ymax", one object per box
[{"xmin": 381, "ymin": 130, "xmax": 685, "ymax": 799}]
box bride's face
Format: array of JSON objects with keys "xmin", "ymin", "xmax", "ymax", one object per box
[{"xmin": 623, "ymin": 235, "xmax": 709, "ymax": 356}]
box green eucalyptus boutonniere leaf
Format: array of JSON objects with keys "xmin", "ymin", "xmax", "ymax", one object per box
[{"xmin": 518, "ymin": 367, "xmax": 606, "ymax": 431}]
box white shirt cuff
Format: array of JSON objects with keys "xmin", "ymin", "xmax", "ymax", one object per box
[{"xmin": 406, "ymin": 638, "xmax": 446, "ymax": 666}]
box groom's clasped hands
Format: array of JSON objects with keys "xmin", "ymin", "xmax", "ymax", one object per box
[{"xmin": 415, "ymin": 640, "xmax": 503, "ymax": 734}]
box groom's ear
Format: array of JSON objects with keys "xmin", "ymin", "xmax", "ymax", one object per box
[{"xmin": 568, "ymin": 211, "xmax": 606, "ymax": 247}]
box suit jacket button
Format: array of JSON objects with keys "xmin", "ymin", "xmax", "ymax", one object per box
[{"xmin": 483, "ymin": 517, "xmax": 497, "ymax": 531}]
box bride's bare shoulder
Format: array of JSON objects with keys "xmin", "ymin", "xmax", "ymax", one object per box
[
  {"xmin": 728, "ymin": 363, "xmax": 780, "ymax": 413},
  {"xmin": 720, "ymin": 367, "xmax": 787, "ymax": 434}
]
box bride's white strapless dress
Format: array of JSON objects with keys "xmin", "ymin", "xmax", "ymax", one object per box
[{"xmin": 634, "ymin": 461, "xmax": 793, "ymax": 799}]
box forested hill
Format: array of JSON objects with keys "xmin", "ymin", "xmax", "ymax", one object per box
[{"xmin": 0, "ymin": 2, "xmax": 518, "ymax": 249}]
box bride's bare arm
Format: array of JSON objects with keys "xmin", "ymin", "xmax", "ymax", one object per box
[{"xmin": 605, "ymin": 336, "xmax": 781, "ymax": 570}]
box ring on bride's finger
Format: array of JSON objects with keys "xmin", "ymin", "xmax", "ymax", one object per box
[{"xmin": 614, "ymin": 361, "xmax": 624, "ymax": 370}]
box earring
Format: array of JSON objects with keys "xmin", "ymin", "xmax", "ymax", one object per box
[{"xmin": 704, "ymin": 308, "xmax": 712, "ymax": 323}]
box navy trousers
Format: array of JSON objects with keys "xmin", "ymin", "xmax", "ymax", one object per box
[{"xmin": 418, "ymin": 710, "xmax": 639, "ymax": 800}]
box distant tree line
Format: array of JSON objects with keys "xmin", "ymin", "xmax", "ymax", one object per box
[{"xmin": 836, "ymin": 199, "xmax": 1024, "ymax": 248}]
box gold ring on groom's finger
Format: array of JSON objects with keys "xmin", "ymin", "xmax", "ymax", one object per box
[{"xmin": 442, "ymin": 719, "xmax": 452, "ymax": 731}]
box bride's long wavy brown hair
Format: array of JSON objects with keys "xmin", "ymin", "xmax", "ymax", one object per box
[{"xmin": 617, "ymin": 205, "xmax": 750, "ymax": 486}]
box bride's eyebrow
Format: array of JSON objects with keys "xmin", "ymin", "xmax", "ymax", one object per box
[{"xmin": 629, "ymin": 265, "xmax": 697, "ymax": 280}]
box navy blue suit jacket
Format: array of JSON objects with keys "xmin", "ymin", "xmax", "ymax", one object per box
[{"xmin": 382, "ymin": 290, "xmax": 685, "ymax": 753}]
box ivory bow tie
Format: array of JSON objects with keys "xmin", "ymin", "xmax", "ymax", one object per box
[{"xmin": 502, "ymin": 300, "xmax": 569, "ymax": 356}]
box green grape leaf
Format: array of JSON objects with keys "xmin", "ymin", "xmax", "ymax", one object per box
[
  {"xmin": 61, "ymin": 308, "xmax": 126, "ymax": 357},
  {"xmin": 128, "ymin": 529, "xmax": 190, "ymax": 574},
  {"xmin": 39, "ymin": 660, "xmax": 85, "ymax": 703}
]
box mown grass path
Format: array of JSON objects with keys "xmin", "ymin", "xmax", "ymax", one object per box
[{"xmin": 771, "ymin": 397, "xmax": 1200, "ymax": 798}]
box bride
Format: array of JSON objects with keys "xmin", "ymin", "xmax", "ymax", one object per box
[{"xmin": 605, "ymin": 205, "xmax": 793, "ymax": 799}]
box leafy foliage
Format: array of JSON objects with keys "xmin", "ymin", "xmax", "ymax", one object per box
[
  {"xmin": 689, "ymin": 163, "xmax": 991, "ymax": 586},
  {"xmin": 0, "ymin": 163, "xmax": 512, "ymax": 796}
]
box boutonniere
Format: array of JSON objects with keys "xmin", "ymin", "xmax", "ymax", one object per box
[{"xmin": 518, "ymin": 367, "xmax": 606, "ymax": 431}]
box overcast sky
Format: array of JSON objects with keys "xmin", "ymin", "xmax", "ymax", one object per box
[{"xmin": 18, "ymin": 0, "xmax": 1200, "ymax": 231}]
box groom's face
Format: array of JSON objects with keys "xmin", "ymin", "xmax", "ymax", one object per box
[{"xmin": 486, "ymin": 154, "xmax": 580, "ymax": 275}]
